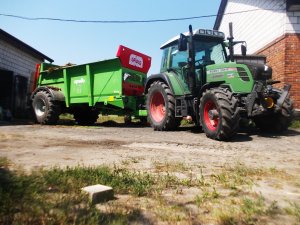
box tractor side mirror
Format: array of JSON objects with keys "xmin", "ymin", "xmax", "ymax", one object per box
[
  {"xmin": 241, "ymin": 43, "xmax": 247, "ymax": 56},
  {"xmin": 178, "ymin": 33, "xmax": 187, "ymax": 51}
]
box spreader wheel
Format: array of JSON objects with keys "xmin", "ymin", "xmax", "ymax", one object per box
[{"xmin": 32, "ymin": 90, "xmax": 60, "ymax": 125}]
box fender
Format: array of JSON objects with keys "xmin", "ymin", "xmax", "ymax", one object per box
[
  {"xmin": 199, "ymin": 81, "xmax": 226, "ymax": 98},
  {"xmin": 31, "ymin": 86, "xmax": 65, "ymax": 102},
  {"xmin": 144, "ymin": 73, "xmax": 174, "ymax": 94}
]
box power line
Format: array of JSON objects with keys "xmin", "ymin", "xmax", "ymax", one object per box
[{"xmin": 0, "ymin": 8, "xmax": 285, "ymax": 24}]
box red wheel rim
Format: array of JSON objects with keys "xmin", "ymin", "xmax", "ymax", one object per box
[
  {"xmin": 150, "ymin": 91, "xmax": 165, "ymax": 123},
  {"xmin": 203, "ymin": 100, "xmax": 219, "ymax": 131}
]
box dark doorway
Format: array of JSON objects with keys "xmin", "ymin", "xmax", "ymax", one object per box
[
  {"xmin": 13, "ymin": 75, "xmax": 28, "ymax": 118},
  {"xmin": 0, "ymin": 69, "xmax": 14, "ymax": 112}
]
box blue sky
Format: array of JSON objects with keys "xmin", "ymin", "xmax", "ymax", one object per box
[{"xmin": 0, "ymin": 0, "xmax": 221, "ymax": 74}]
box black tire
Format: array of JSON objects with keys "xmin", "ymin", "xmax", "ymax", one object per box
[
  {"xmin": 32, "ymin": 90, "xmax": 60, "ymax": 125},
  {"xmin": 73, "ymin": 108, "xmax": 99, "ymax": 126},
  {"xmin": 254, "ymin": 97, "xmax": 294, "ymax": 132},
  {"xmin": 146, "ymin": 81, "xmax": 179, "ymax": 131},
  {"xmin": 200, "ymin": 88, "xmax": 240, "ymax": 140}
]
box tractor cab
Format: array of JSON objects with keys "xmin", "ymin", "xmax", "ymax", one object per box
[{"xmin": 159, "ymin": 29, "xmax": 227, "ymax": 94}]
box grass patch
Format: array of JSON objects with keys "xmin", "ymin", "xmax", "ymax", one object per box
[
  {"xmin": 153, "ymin": 161, "xmax": 190, "ymax": 173},
  {"xmin": 290, "ymin": 119, "xmax": 300, "ymax": 129},
  {"xmin": 1, "ymin": 158, "xmax": 297, "ymax": 225},
  {"xmin": 215, "ymin": 196, "xmax": 280, "ymax": 225},
  {"xmin": 211, "ymin": 163, "xmax": 283, "ymax": 190},
  {"xmin": 42, "ymin": 165, "xmax": 154, "ymax": 196},
  {"xmin": 0, "ymin": 157, "xmax": 153, "ymax": 224},
  {"xmin": 285, "ymin": 202, "xmax": 300, "ymax": 222}
]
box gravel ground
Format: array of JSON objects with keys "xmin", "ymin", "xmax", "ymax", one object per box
[{"xmin": 1, "ymin": 121, "xmax": 300, "ymax": 224}]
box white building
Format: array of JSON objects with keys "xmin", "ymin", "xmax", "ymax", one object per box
[
  {"xmin": 0, "ymin": 29, "xmax": 53, "ymax": 118},
  {"xmin": 214, "ymin": 0, "xmax": 300, "ymax": 110}
]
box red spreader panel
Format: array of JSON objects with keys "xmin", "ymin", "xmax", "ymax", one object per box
[
  {"xmin": 116, "ymin": 45, "xmax": 151, "ymax": 74},
  {"xmin": 122, "ymin": 82, "xmax": 145, "ymax": 96},
  {"xmin": 32, "ymin": 64, "xmax": 41, "ymax": 92}
]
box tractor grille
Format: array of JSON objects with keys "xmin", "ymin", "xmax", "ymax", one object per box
[{"xmin": 237, "ymin": 67, "xmax": 250, "ymax": 81}]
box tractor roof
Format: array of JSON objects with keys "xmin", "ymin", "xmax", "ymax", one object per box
[{"xmin": 160, "ymin": 29, "xmax": 225, "ymax": 49}]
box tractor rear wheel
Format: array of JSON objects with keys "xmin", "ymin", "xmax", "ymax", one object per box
[
  {"xmin": 254, "ymin": 97, "xmax": 294, "ymax": 132},
  {"xmin": 146, "ymin": 81, "xmax": 179, "ymax": 131},
  {"xmin": 32, "ymin": 90, "xmax": 60, "ymax": 125},
  {"xmin": 73, "ymin": 108, "xmax": 99, "ymax": 126},
  {"xmin": 200, "ymin": 88, "xmax": 240, "ymax": 140}
]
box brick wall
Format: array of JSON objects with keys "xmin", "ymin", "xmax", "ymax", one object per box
[
  {"xmin": 285, "ymin": 34, "xmax": 300, "ymax": 110},
  {"xmin": 257, "ymin": 34, "xmax": 300, "ymax": 109}
]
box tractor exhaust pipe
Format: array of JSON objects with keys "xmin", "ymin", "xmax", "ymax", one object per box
[
  {"xmin": 228, "ymin": 22, "xmax": 235, "ymax": 62},
  {"xmin": 187, "ymin": 25, "xmax": 196, "ymax": 95}
]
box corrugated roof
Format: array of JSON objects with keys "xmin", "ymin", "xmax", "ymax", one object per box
[
  {"xmin": 213, "ymin": 0, "xmax": 228, "ymax": 30},
  {"xmin": 0, "ymin": 29, "xmax": 53, "ymax": 63}
]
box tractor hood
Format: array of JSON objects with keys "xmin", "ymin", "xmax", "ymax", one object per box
[{"xmin": 245, "ymin": 63, "xmax": 272, "ymax": 81}]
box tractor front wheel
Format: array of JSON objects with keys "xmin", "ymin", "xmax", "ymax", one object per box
[
  {"xmin": 146, "ymin": 81, "xmax": 179, "ymax": 131},
  {"xmin": 200, "ymin": 88, "xmax": 240, "ymax": 140},
  {"xmin": 32, "ymin": 90, "xmax": 60, "ymax": 125}
]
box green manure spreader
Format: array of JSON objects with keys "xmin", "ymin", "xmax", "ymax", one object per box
[{"xmin": 31, "ymin": 45, "xmax": 151, "ymax": 125}]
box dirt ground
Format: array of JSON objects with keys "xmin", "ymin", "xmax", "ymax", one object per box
[{"xmin": 1, "ymin": 121, "xmax": 300, "ymax": 224}]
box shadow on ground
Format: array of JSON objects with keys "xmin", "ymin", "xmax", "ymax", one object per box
[{"xmin": 1, "ymin": 119, "xmax": 299, "ymax": 143}]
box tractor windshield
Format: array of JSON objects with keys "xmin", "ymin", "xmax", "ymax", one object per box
[{"xmin": 194, "ymin": 40, "xmax": 226, "ymax": 65}]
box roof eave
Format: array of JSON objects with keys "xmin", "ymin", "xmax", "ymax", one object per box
[{"xmin": 0, "ymin": 29, "xmax": 54, "ymax": 63}]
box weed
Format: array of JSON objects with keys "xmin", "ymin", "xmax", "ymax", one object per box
[
  {"xmin": 156, "ymin": 172, "xmax": 180, "ymax": 189},
  {"xmin": 212, "ymin": 187, "xmax": 220, "ymax": 199},
  {"xmin": 153, "ymin": 201, "xmax": 187, "ymax": 223},
  {"xmin": 266, "ymin": 201, "xmax": 281, "ymax": 216},
  {"xmin": 241, "ymin": 196, "xmax": 265, "ymax": 224},
  {"xmin": 195, "ymin": 187, "xmax": 220, "ymax": 208},
  {"xmin": 197, "ymin": 168, "xmax": 210, "ymax": 187},
  {"xmin": 59, "ymin": 113, "xmax": 74, "ymax": 120},
  {"xmin": 211, "ymin": 163, "xmax": 273, "ymax": 190},
  {"xmin": 214, "ymin": 196, "xmax": 280, "ymax": 225},
  {"xmin": 217, "ymin": 209, "xmax": 238, "ymax": 225},
  {"xmin": 153, "ymin": 161, "xmax": 190, "ymax": 173},
  {"xmin": 195, "ymin": 194, "xmax": 204, "ymax": 207},
  {"xmin": 0, "ymin": 157, "xmax": 9, "ymax": 167},
  {"xmin": 285, "ymin": 202, "xmax": 300, "ymax": 222},
  {"xmin": 180, "ymin": 118, "xmax": 194, "ymax": 126},
  {"xmin": 290, "ymin": 119, "xmax": 300, "ymax": 129}
]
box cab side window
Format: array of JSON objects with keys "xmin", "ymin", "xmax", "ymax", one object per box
[{"xmin": 170, "ymin": 46, "xmax": 188, "ymax": 69}]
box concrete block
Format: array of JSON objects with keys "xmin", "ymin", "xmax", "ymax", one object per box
[{"xmin": 82, "ymin": 184, "xmax": 114, "ymax": 204}]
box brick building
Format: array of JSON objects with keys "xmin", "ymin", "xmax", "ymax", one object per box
[
  {"xmin": 0, "ymin": 29, "xmax": 53, "ymax": 118},
  {"xmin": 214, "ymin": 0, "xmax": 300, "ymax": 112}
]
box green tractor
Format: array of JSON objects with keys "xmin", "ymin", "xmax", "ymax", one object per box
[{"xmin": 145, "ymin": 24, "xmax": 294, "ymax": 140}]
